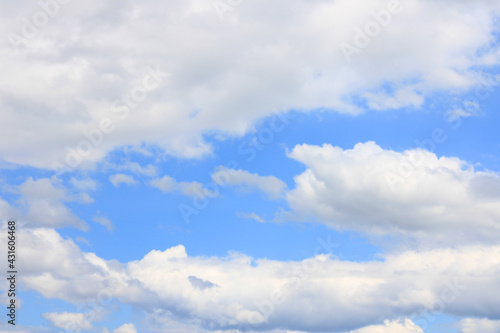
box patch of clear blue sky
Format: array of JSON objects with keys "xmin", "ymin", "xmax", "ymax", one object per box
[
  {"xmin": 63, "ymin": 178, "xmax": 380, "ymax": 263},
  {"xmin": 415, "ymin": 313, "xmax": 461, "ymax": 333}
]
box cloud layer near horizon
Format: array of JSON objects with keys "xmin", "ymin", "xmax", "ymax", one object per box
[{"xmin": 6, "ymin": 226, "xmax": 498, "ymax": 332}]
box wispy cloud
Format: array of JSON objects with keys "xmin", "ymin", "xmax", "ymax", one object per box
[
  {"xmin": 212, "ymin": 167, "xmax": 287, "ymax": 199},
  {"xmin": 92, "ymin": 216, "xmax": 115, "ymax": 232},
  {"xmin": 109, "ymin": 174, "xmax": 137, "ymax": 187},
  {"xmin": 237, "ymin": 212, "xmax": 266, "ymax": 223}
]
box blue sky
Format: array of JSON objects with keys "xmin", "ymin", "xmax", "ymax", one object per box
[{"xmin": 1, "ymin": 1, "xmax": 500, "ymax": 333}]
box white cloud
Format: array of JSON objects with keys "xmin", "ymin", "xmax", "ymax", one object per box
[
  {"xmin": 1, "ymin": 0, "xmax": 499, "ymax": 169},
  {"xmin": 237, "ymin": 212, "xmax": 266, "ymax": 223},
  {"xmin": 149, "ymin": 175, "xmax": 177, "ymax": 193},
  {"xmin": 18, "ymin": 226, "xmax": 500, "ymax": 332},
  {"xmin": 363, "ymin": 86, "xmax": 425, "ymax": 110},
  {"xmin": 113, "ymin": 323, "xmax": 137, "ymax": 333},
  {"xmin": 212, "ymin": 167, "xmax": 287, "ymax": 199},
  {"xmin": 18, "ymin": 227, "xmax": 145, "ymax": 305},
  {"xmin": 43, "ymin": 311, "xmax": 92, "ymax": 331},
  {"xmin": 179, "ymin": 181, "xmax": 208, "ymax": 197},
  {"xmin": 109, "ymin": 174, "xmax": 137, "ymax": 187},
  {"xmin": 109, "ymin": 162, "xmax": 158, "ymax": 177},
  {"xmin": 69, "ymin": 177, "xmax": 97, "ymax": 204},
  {"xmin": 459, "ymin": 318, "xmax": 500, "ymax": 333},
  {"xmin": 75, "ymin": 236, "xmax": 91, "ymax": 246},
  {"xmin": 70, "ymin": 177, "xmax": 98, "ymax": 191},
  {"xmin": 16, "ymin": 177, "xmax": 88, "ymax": 229},
  {"xmin": 286, "ymin": 141, "xmax": 500, "ymax": 245},
  {"xmin": 123, "ymin": 162, "xmax": 157, "ymax": 177},
  {"xmin": 446, "ymin": 100, "xmax": 482, "ymax": 121},
  {"xmin": 348, "ymin": 319, "xmax": 424, "ymax": 333},
  {"xmin": 0, "ymin": 197, "xmax": 20, "ymax": 223},
  {"xmin": 149, "ymin": 175, "xmax": 211, "ymax": 198},
  {"xmin": 112, "ymin": 244, "xmax": 500, "ymax": 331},
  {"xmin": 92, "ymin": 216, "xmax": 115, "ymax": 232}
]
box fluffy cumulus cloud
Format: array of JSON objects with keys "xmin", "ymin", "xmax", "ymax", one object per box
[
  {"xmin": 19, "ymin": 228, "xmax": 114, "ymax": 302},
  {"xmin": 13, "ymin": 226, "xmax": 500, "ymax": 332},
  {"xmin": 0, "ymin": 0, "xmax": 499, "ymax": 169},
  {"xmin": 286, "ymin": 141, "xmax": 500, "ymax": 245}
]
